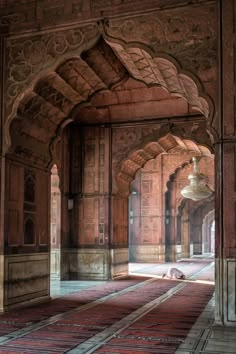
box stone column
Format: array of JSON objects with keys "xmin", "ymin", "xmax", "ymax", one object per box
[
  {"xmin": 111, "ymin": 195, "xmax": 129, "ymax": 278},
  {"xmin": 0, "ymin": 156, "xmax": 5, "ymax": 311},
  {"xmin": 202, "ymin": 214, "xmax": 209, "ymax": 253},
  {"xmin": 67, "ymin": 126, "xmax": 115, "ymax": 280},
  {"xmin": 181, "ymin": 208, "xmax": 190, "ymax": 258},
  {"xmin": 165, "ymin": 181, "xmax": 177, "ymax": 262},
  {"xmin": 215, "ymin": 0, "xmax": 236, "ymax": 325},
  {"xmin": 0, "ymin": 27, "xmax": 7, "ymax": 311},
  {"xmin": 0, "ymin": 27, "xmax": 51, "ymax": 311},
  {"xmin": 191, "ymin": 212, "xmax": 203, "ymax": 255},
  {"xmin": 2, "ymin": 157, "xmax": 51, "ymax": 311},
  {"xmin": 50, "ymin": 166, "xmax": 61, "ymax": 279}
]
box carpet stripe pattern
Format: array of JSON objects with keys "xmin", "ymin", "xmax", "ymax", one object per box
[{"xmin": 0, "ymin": 260, "xmax": 214, "ymax": 353}]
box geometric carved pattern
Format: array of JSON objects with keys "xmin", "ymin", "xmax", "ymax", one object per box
[
  {"xmin": 117, "ymin": 133, "xmax": 212, "ymax": 197},
  {"xmin": 106, "ymin": 40, "xmax": 209, "ymax": 117}
]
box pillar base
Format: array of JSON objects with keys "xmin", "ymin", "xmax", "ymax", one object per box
[
  {"xmin": 0, "ymin": 295, "xmax": 51, "ymax": 312},
  {"xmin": 165, "ymin": 245, "xmax": 177, "ymax": 262},
  {"xmin": 61, "ymin": 247, "xmax": 129, "ymax": 280},
  {"xmin": 215, "ymin": 257, "xmax": 236, "ymax": 326},
  {"xmin": 129, "ymin": 245, "xmax": 165, "ymax": 262},
  {"xmin": 3, "ymin": 253, "xmax": 50, "ymax": 311}
]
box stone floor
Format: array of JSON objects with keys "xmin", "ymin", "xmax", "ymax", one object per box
[
  {"xmin": 0, "ymin": 257, "xmax": 235, "ymax": 353},
  {"xmin": 50, "ymin": 280, "xmax": 107, "ymax": 298}
]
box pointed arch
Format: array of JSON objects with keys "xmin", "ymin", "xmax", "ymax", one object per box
[
  {"xmin": 117, "ymin": 133, "xmax": 213, "ymax": 197},
  {"xmin": 5, "ymin": 36, "xmax": 213, "ymax": 167}
]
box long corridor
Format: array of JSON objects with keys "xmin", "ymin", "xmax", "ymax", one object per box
[{"xmin": 0, "ymin": 258, "xmax": 234, "ymax": 353}]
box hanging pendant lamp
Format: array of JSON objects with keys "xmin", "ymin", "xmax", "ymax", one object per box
[{"xmin": 180, "ymin": 156, "xmax": 213, "ymax": 201}]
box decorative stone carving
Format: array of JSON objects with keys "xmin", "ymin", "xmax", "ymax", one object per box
[
  {"xmin": 6, "ymin": 24, "xmax": 100, "ymax": 115},
  {"xmin": 106, "ymin": 40, "xmax": 210, "ymax": 117},
  {"xmin": 104, "ymin": 4, "xmax": 217, "ymax": 80},
  {"xmin": 1, "ymin": 1, "xmax": 205, "ymax": 33},
  {"xmin": 6, "ymin": 31, "xmax": 214, "ymax": 172}
]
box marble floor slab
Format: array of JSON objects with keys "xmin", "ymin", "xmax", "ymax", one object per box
[{"xmin": 50, "ymin": 280, "xmax": 107, "ymax": 297}]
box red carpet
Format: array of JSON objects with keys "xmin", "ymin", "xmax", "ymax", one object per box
[
  {"xmin": 96, "ymin": 283, "xmax": 213, "ymax": 353},
  {"xmin": 0, "ymin": 261, "xmax": 214, "ymax": 353}
]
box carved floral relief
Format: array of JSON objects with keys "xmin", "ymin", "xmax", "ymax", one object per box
[{"xmin": 6, "ymin": 24, "xmax": 100, "ymax": 115}]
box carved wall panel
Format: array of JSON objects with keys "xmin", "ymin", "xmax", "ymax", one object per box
[
  {"xmin": 112, "ymin": 197, "xmax": 128, "ymax": 246},
  {"xmin": 222, "ymin": 144, "xmax": 236, "ymax": 256},
  {"xmin": 36, "ymin": 170, "xmax": 50, "ymax": 246},
  {"xmin": 5, "ymin": 157, "xmax": 50, "ymax": 252},
  {"xmin": 0, "ymin": 1, "xmax": 208, "ymax": 34},
  {"xmin": 5, "ymin": 161, "xmax": 23, "ymax": 247},
  {"xmin": 222, "ymin": 1, "xmax": 235, "ymax": 138},
  {"xmin": 24, "ymin": 170, "xmax": 36, "ymax": 245},
  {"xmin": 129, "ymin": 159, "xmax": 162, "ymax": 250}
]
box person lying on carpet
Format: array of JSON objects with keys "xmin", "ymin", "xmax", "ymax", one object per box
[{"xmin": 162, "ymin": 267, "xmax": 186, "ymax": 280}]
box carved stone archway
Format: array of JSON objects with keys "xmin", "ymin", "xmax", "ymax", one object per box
[
  {"xmin": 117, "ymin": 133, "xmax": 213, "ymax": 197},
  {"xmin": 163, "ymin": 153, "xmax": 214, "ymax": 261},
  {"xmin": 6, "ymin": 36, "xmax": 213, "ymax": 166},
  {"xmin": 2, "ymin": 34, "xmax": 215, "ymax": 311},
  {"xmin": 202, "ymin": 209, "xmax": 215, "ymax": 254}
]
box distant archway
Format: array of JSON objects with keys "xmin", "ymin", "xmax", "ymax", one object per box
[
  {"xmin": 202, "ymin": 209, "xmax": 215, "ymax": 255},
  {"xmin": 50, "ymin": 164, "xmax": 61, "ymax": 280}
]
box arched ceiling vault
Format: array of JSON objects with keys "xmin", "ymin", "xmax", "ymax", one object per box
[
  {"xmin": 117, "ymin": 133, "xmax": 213, "ymax": 197},
  {"xmin": 8, "ymin": 36, "xmax": 211, "ymax": 166}
]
